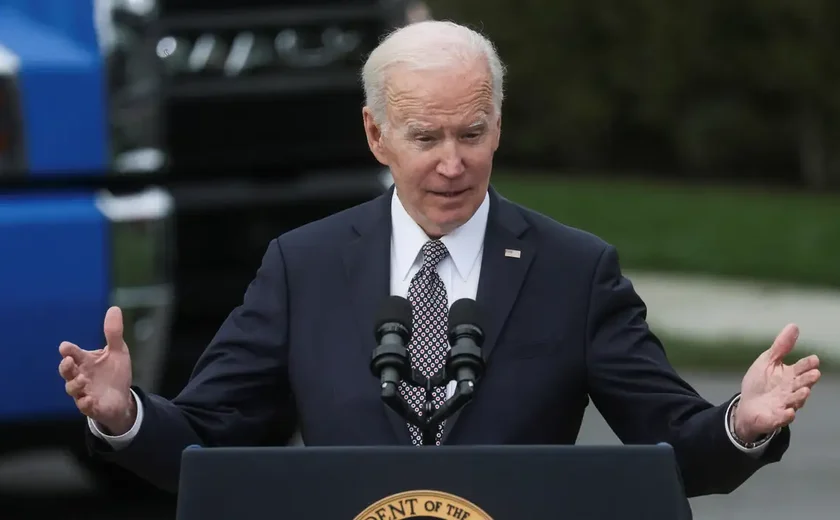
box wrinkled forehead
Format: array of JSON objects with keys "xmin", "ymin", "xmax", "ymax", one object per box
[{"xmin": 384, "ymin": 62, "xmax": 495, "ymax": 128}]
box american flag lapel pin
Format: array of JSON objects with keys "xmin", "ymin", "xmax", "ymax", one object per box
[{"xmin": 504, "ymin": 249, "xmax": 521, "ymax": 258}]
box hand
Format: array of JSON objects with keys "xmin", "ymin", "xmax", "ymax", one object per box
[
  {"xmin": 734, "ymin": 323, "xmax": 821, "ymax": 442},
  {"xmin": 58, "ymin": 306, "xmax": 136, "ymax": 435}
]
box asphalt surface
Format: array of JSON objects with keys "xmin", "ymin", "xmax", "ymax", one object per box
[
  {"xmin": 578, "ymin": 371, "xmax": 840, "ymax": 520},
  {"xmin": 1, "ymin": 371, "xmax": 837, "ymax": 519},
  {"xmin": 627, "ymin": 270, "xmax": 840, "ymax": 360}
]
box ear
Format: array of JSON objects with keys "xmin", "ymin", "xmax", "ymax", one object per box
[{"xmin": 362, "ymin": 107, "xmax": 390, "ymax": 166}]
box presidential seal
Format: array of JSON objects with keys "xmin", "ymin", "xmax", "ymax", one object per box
[{"xmin": 354, "ymin": 490, "xmax": 493, "ymax": 520}]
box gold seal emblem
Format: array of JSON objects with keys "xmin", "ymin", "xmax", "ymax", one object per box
[{"xmin": 354, "ymin": 489, "xmax": 493, "ymax": 520}]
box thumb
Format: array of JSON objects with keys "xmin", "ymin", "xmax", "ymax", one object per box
[
  {"xmin": 104, "ymin": 306, "xmax": 127, "ymax": 352},
  {"xmin": 767, "ymin": 323, "xmax": 799, "ymax": 363}
]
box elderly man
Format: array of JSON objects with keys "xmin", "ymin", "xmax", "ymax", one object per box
[{"xmin": 59, "ymin": 21, "xmax": 819, "ymax": 496}]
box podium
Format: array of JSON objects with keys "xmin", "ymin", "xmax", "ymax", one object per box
[{"xmin": 175, "ymin": 444, "xmax": 692, "ymax": 520}]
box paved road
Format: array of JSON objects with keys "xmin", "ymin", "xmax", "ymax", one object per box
[
  {"xmin": 577, "ymin": 371, "xmax": 840, "ymax": 520},
  {"xmin": 627, "ymin": 270, "xmax": 840, "ymax": 360},
  {"xmin": 1, "ymin": 371, "xmax": 837, "ymax": 519}
]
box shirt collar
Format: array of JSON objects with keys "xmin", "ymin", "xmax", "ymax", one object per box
[{"xmin": 391, "ymin": 189, "xmax": 490, "ymax": 282}]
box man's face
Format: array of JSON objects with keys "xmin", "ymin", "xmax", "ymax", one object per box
[{"xmin": 363, "ymin": 60, "xmax": 501, "ymax": 237}]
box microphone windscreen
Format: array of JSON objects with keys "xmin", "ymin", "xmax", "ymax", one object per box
[
  {"xmin": 374, "ymin": 295, "xmax": 413, "ymax": 334},
  {"xmin": 448, "ymin": 298, "xmax": 482, "ymax": 335}
]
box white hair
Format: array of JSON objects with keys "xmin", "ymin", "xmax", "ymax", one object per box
[{"xmin": 361, "ymin": 20, "xmax": 506, "ymax": 128}]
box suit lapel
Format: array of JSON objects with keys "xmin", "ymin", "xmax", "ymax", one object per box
[
  {"xmin": 441, "ymin": 187, "xmax": 535, "ymax": 443},
  {"xmin": 342, "ymin": 187, "xmax": 413, "ymax": 444},
  {"xmin": 473, "ymin": 188, "xmax": 535, "ymax": 361}
]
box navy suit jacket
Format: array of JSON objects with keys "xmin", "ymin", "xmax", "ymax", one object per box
[{"xmin": 87, "ymin": 185, "xmax": 789, "ymax": 496}]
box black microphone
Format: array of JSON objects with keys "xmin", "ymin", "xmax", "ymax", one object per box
[
  {"xmin": 446, "ymin": 298, "xmax": 486, "ymax": 391},
  {"xmin": 370, "ymin": 296, "xmax": 413, "ymax": 397}
]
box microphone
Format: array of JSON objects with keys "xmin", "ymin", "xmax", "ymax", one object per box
[
  {"xmin": 370, "ymin": 296, "xmax": 413, "ymax": 398},
  {"xmin": 422, "ymin": 298, "xmax": 486, "ymax": 436},
  {"xmin": 446, "ymin": 298, "xmax": 486, "ymax": 393}
]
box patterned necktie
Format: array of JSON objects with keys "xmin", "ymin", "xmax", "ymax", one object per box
[{"xmin": 401, "ymin": 239, "xmax": 450, "ymax": 446}]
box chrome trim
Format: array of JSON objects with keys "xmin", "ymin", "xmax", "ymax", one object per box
[
  {"xmin": 121, "ymin": 0, "xmax": 156, "ymax": 17},
  {"xmin": 95, "ymin": 186, "xmax": 173, "ymax": 223},
  {"xmin": 0, "ymin": 43, "xmax": 25, "ymax": 175},
  {"xmin": 95, "ymin": 187, "xmax": 175, "ymax": 393},
  {"xmin": 0, "ymin": 44, "xmax": 19, "ymax": 74},
  {"xmin": 158, "ymin": 24, "xmax": 370, "ymax": 76},
  {"xmin": 113, "ymin": 147, "xmax": 166, "ymax": 173},
  {"xmin": 274, "ymin": 27, "xmax": 362, "ymax": 68}
]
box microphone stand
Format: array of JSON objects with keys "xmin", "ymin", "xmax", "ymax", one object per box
[
  {"xmin": 373, "ymin": 344, "xmax": 484, "ymax": 445},
  {"xmin": 384, "ymin": 368, "xmax": 475, "ymax": 446}
]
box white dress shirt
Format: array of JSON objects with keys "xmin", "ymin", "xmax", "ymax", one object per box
[{"xmin": 89, "ymin": 189, "xmax": 770, "ymax": 455}]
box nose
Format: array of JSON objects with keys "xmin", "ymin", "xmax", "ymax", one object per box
[{"xmin": 435, "ymin": 141, "xmax": 465, "ymax": 178}]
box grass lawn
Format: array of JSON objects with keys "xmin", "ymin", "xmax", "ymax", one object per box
[{"xmin": 492, "ymin": 172, "xmax": 840, "ymax": 288}]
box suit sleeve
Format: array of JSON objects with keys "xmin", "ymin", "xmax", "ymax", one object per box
[
  {"xmin": 583, "ymin": 245, "xmax": 790, "ymax": 497},
  {"xmin": 86, "ymin": 239, "xmax": 293, "ymax": 493}
]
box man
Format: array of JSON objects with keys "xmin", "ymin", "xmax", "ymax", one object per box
[{"xmin": 59, "ymin": 21, "xmax": 821, "ymax": 496}]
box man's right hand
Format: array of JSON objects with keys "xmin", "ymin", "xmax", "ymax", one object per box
[{"xmin": 59, "ymin": 306, "xmax": 136, "ymax": 435}]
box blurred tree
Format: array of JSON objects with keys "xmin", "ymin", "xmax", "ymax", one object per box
[{"xmin": 424, "ymin": 0, "xmax": 840, "ymax": 188}]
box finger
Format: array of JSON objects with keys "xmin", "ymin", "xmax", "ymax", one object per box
[
  {"xmin": 794, "ymin": 368, "xmax": 821, "ymax": 390},
  {"xmin": 58, "ymin": 356, "xmax": 79, "ymax": 381},
  {"xmin": 65, "ymin": 375, "xmax": 88, "ymax": 399},
  {"xmin": 792, "ymin": 354, "xmax": 820, "ymax": 376},
  {"xmin": 785, "ymin": 386, "xmax": 811, "ymax": 410},
  {"xmin": 77, "ymin": 395, "xmax": 96, "ymax": 417},
  {"xmin": 768, "ymin": 323, "xmax": 799, "ymax": 363},
  {"xmin": 103, "ymin": 306, "xmax": 127, "ymax": 352},
  {"xmin": 778, "ymin": 408, "xmax": 797, "ymax": 427},
  {"xmin": 58, "ymin": 342, "xmax": 90, "ymax": 365}
]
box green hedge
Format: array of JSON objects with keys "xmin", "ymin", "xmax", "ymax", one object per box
[
  {"xmin": 425, "ymin": 0, "xmax": 840, "ymax": 188},
  {"xmin": 493, "ymin": 172, "xmax": 840, "ymax": 287},
  {"xmin": 660, "ymin": 335, "xmax": 838, "ymax": 371}
]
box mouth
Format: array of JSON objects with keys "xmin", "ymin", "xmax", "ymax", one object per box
[{"xmin": 429, "ymin": 188, "xmax": 470, "ymax": 198}]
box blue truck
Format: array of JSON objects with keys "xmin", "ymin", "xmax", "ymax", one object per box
[
  {"xmin": 0, "ymin": 0, "xmax": 412, "ymax": 490},
  {"xmin": 0, "ymin": 0, "xmax": 179, "ymax": 490}
]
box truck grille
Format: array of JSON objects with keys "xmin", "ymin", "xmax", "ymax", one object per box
[
  {"xmin": 154, "ymin": 5, "xmax": 392, "ymax": 173},
  {"xmin": 164, "ymin": 88, "xmax": 376, "ymax": 172},
  {"xmin": 157, "ymin": 18, "xmax": 382, "ymax": 79},
  {"xmin": 169, "ymin": 176, "xmax": 386, "ymax": 341}
]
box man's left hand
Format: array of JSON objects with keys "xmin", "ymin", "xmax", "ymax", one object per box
[{"xmin": 734, "ymin": 323, "xmax": 821, "ymax": 442}]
